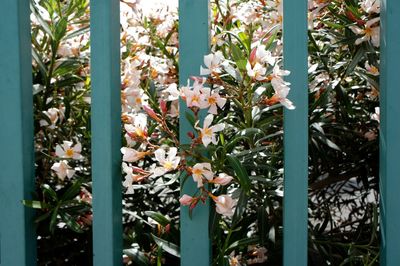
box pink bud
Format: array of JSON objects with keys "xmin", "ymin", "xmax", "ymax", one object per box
[
  {"xmin": 160, "ymin": 100, "xmax": 167, "ymax": 114},
  {"xmin": 143, "ymin": 105, "xmax": 160, "ymax": 121},
  {"xmin": 179, "ymin": 194, "xmax": 194, "ymax": 206},
  {"xmin": 213, "ymin": 173, "xmax": 233, "ymax": 186},
  {"xmin": 249, "ymin": 47, "xmax": 258, "ymax": 66},
  {"xmin": 187, "ymin": 131, "xmax": 195, "ymax": 139}
]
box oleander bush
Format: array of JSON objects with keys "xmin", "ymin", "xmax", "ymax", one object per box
[{"xmin": 28, "ymin": 0, "xmax": 380, "ymax": 265}]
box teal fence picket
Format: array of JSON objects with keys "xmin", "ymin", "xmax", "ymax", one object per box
[
  {"xmin": 380, "ymin": 0, "xmax": 400, "ymax": 265},
  {"xmin": 179, "ymin": 0, "xmax": 211, "ymax": 265},
  {"xmin": 283, "ymin": 0, "xmax": 309, "ymax": 265},
  {"xmin": 91, "ymin": 0, "xmax": 123, "ymax": 265},
  {"xmin": 0, "ymin": 0, "xmax": 36, "ymax": 265}
]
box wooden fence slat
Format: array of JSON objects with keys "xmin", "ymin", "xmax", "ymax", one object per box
[
  {"xmin": 0, "ymin": 1, "xmax": 36, "ymax": 265},
  {"xmin": 283, "ymin": 0, "xmax": 309, "ymax": 265},
  {"xmin": 380, "ymin": 0, "xmax": 400, "ymax": 265},
  {"xmin": 179, "ymin": 1, "xmax": 211, "ymax": 265},
  {"xmin": 91, "ymin": 0, "xmax": 122, "ymax": 265}
]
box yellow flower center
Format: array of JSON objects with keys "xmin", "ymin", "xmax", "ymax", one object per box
[
  {"xmin": 192, "ymin": 95, "xmax": 200, "ymax": 104},
  {"xmin": 65, "ymin": 148, "xmax": 74, "ymax": 157},
  {"xmin": 370, "ymin": 65, "xmax": 379, "ymax": 74},
  {"xmin": 365, "ymin": 27, "xmax": 373, "ymax": 37},
  {"xmin": 163, "ymin": 161, "xmax": 174, "ymax": 170},
  {"xmin": 193, "ymin": 168, "xmax": 203, "ymax": 176},
  {"xmin": 203, "ymin": 127, "xmax": 213, "ymax": 137},
  {"xmin": 208, "ymin": 96, "xmax": 217, "ymax": 105},
  {"xmin": 135, "ymin": 128, "xmax": 145, "ymax": 138}
]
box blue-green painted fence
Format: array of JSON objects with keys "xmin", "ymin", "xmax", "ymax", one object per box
[
  {"xmin": 91, "ymin": 0, "xmax": 123, "ymax": 265},
  {"xmin": 0, "ymin": 0, "xmax": 399, "ymax": 265},
  {"xmin": 379, "ymin": 0, "xmax": 400, "ymax": 265},
  {"xmin": 283, "ymin": 0, "xmax": 308, "ymax": 265},
  {"xmin": 0, "ymin": 1, "xmax": 36, "ymax": 265},
  {"xmin": 179, "ymin": 1, "xmax": 211, "ymax": 266}
]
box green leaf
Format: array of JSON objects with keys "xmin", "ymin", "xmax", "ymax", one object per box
[
  {"xmin": 184, "ymin": 111, "xmax": 196, "ymax": 128},
  {"xmin": 41, "ymin": 184, "xmax": 58, "ymax": 201},
  {"xmin": 345, "ymin": 47, "xmax": 365, "ymax": 76},
  {"xmin": 226, "ymin": 236, "xmax": 260, "ymax": 252},
  {"xmin": 59, "ymin": 211, "xmax": 84, "ymax": 233},
  {"xmin": 54, "ymin": 17, "xmax": 68, "ymax": 42},
  {"xmin": 257, "ymin": 206, "xmax": 267, "ymax": 245},
  {"xmin": 22, "ymin": 200, "xmax": 50, "ymax": 209},
  {"xmin": 230, "ymin": 44, "xmax": 247, "ymax": 71},
  {"xmin": 49, "ymin": 204, "xmax": 60, "ymax": 234},
  {"xmin": 238, "ymin": 32, "xmax": 251, "ymax": 53},
  {"xmin": 65, "ymin": 24, "xmax": 90, "ymax": 39},
  {"xmin": 151, "ymin": 234, "xmax": 180, "ymax": 258},
  {"xmin": 53, "ymin": 59, "xmax": 83, "ymax": 77},
  {"xmin": 145, "ymin": 211, "xmax": 170, "ymax": 227},
  {"xmin": 61, "ymin": 178, "xmax": 84, "ymax": 201},
  {"xmin": 30, "ymin": 2, "xmax": 54, "ymax": 38},
  {"xmin": 232, "ymin": 189, "xmax": 248, "ymax": 225},
  {"xmin": 32, "ymin": 48, "xmax": 47, "ymax": 79},
  {"xmin": 226, "ymin": 155, "xmax": 251, "ymax": 194}
]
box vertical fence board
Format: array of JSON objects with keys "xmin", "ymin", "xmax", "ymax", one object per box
[
  {"xmin": 91, "ymin": 0, "xmax": 122, "ymax": 265},
  {"xmin": 179, "ymin": 1, "xmax": 211, "ymax": 265},
  {"xmin": 0, "ymin": 0, "xmax": 36, "ymax": 265},
  {"xmin": 380, "ymin": 0, "xmax": 400, "ymax": 265},
  {"xmin": 283, "ymin": 0, "xmax": 308, "ymax": 265}
]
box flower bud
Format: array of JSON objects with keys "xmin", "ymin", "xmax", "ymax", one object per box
[
  {"xmin": 187, "ymin": 131, "xmax": 195, "ymax": 139},
  {"xmin": 179, "ymin": 194, "xmax": 194, "ymax": 206},
  {"xmin": 143, "ymin": 105, "xmax": 160, "ymax": 122},
  {"xmin": 160, "ymin": 99, "xmax": 168, "ymax": 114}
]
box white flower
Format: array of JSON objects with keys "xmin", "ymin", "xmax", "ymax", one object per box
[
  {"xmin": 270, "ymin": 80, "xmax": 295, "ymax": 110},
  {"xmin": 371, "ymin": 107, "xmax": 380, "ymax": 122},
  {"xmin": 246, "ymin": 61, "xmax": 267, "ymax": 81},
  {"xmin": 199, "ymin": 87, "xmax": 227, "ymax": 114},
  {"xmin": 200, "ymin": 51, "xmax": 225, "ymax": 75},
  {"xmin": 152, "ymin": 147, "xmax": 181, "ymax": 177},
  {"xmin": 124, "ymin": 113, "xmax": 148, "ymax": 146},
  {"xmin": 250, "ymin": 45, "xmax": 276, "ymax": 66},
  {"xmin": 365, "ymin": 61, "xmax": 379, "ymax": 76},
  {"xmin": 124, "ymin": 87, "xmax": 149, "ymax": 111},
  {"xmin": 165, "ymin": 83, "xmax": 180, "ymax": 101},
  {"xmin": 121, "ymin": 147, "xmax": 149, "ymax": 162},
  {"xmin": 195, "ymin": 114, "xmax": 225, "ymax": 147},
  {"xmin": 212, "ymin": 173, "xmax": 233, "ymax": 186},
  {"xmin": 228, "ymin": 251, "xmax": 242, "ymax": 266},
  {"xmin": 191, "ymin": 162, "xmax": 214, "ymax": 187},
  {"xmin": 214, "ymin": 194, "xmax": 236, "ymax": 217},
  {"xmin": 350, "ymin": 17, "xmax": 380, "ymax": 47},
  {"xmin": 246, "ymin": 246, "xmax": 268, "ymax": 265},
  {"xmin": 51, "ymin": 160, "xmax": 75, "ymax": 181},
  {"xmin": 361, "ymin": 0, "xmax": 380, "ymax": 14},
  {"xmin": 55, "ymin": 141, "xmax": 83, "ymax": 160},
  {"xmin": 181, "ymin": 80, "xmax": 203, "ymax": 108},
  {"xmin": 40, "ymin": 108, "xmax": 57, "ymax": 129},
  {"xmin": 271, "ymin": 64, "xmax": 290, "ymax": 80},
  {"xmin": 122, "ymin": 163, "xmax": 139, "ymax": 194}
]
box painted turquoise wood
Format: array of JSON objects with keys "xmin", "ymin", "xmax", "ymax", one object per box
[
  {"xmin": 179, "ymin": 1, "xmax": 211, "ymax": 265},
  {"xmin": 90, "ymin": 0, "xmax": 123, "ymax": 265},
  {"xmin": 283, "ymin": 0, "xmax": 308, "ymax": 265},
  {"xmin": 0, "ymin": 0, "xmax": 36, "ymax": 265},
  {"xmin": 380, "ymin": 0, "xmax": 400, "ymax": 265}
]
